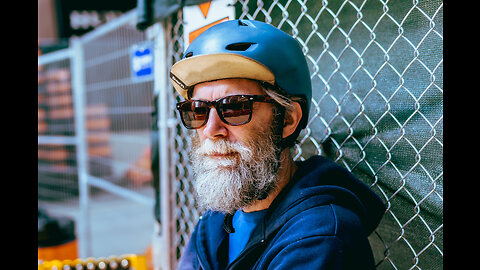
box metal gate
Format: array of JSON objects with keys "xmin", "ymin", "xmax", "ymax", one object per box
[
  {"xmin": 160, "ymin": 1, "xmax": 443, "ymax": 269},
  {"xmin": 38, "ymin": 10, "xmax": 157, "ymax": 260}
]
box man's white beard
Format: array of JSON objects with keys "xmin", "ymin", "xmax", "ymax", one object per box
[{"xmin": 190, "ymin": 126, "xmax": 282, "ymax": 214}]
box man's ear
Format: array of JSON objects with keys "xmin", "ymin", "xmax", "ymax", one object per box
[{"xmin": 282, "ymin": 102, "xmax": 303, "ymax": 139}]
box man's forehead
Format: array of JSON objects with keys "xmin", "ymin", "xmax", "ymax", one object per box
[{"xmin": 191, "ymin": 79, "xmax": 265, "ymax": 99}]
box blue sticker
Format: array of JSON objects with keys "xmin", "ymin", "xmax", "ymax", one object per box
[{"xmin": 131, "ymin": 42, "xmax": 153, "ymax": 82}]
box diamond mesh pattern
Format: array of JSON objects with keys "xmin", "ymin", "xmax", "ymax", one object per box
[{"xmin": 165, "ymin": 1, "xmax": 443, "ymax": 269}]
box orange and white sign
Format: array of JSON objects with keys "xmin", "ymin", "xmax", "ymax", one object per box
[{"xmin": 183, "ymin": 0, "xmax": 235, "ymax": 49}]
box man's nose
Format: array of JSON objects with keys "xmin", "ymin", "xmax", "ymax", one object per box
[{"xmin": 201, "ymin": 107, "xmax": 228, "ymax": 139}]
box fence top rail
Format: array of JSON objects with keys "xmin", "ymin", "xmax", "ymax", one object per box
[
  {"xmin": 38, "ymin": 8, "xmax": 138, "ymax": 66},
  {"xmin": 76, "ymin": 8, "xmax": 138, "ymax": 44},
  {"xmin": 38, "ymin": 135, "xmax": 78, "ymax": 145},
  {"xmin": 38, "ymin": 47, "xmax": 73, "ymax": 66}
]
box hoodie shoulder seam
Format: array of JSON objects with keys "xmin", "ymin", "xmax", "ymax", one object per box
[{"xmin": 277, "ymin": 202, "xmax": 339, "ymax": 238}]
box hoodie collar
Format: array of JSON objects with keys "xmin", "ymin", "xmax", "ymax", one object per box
[{"xmin": 198, "ymin": 155, "xmax": 386, "ymax": 269}]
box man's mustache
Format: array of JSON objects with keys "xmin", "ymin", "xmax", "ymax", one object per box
[{"xmin": 195, "ymin": 138, "xmax": 252, "ymax": 159}]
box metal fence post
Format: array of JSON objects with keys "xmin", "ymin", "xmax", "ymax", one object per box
[
  {"xmin": 70, "ymin": 37, "xmax": 92, "ymax": 258},
  {"xmin": 151, "ymin": 21, "xmax": 173, "ymax": 270}
]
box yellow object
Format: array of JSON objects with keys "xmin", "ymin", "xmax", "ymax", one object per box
[{"xmin": 38, "ymin": 254, "xmax": 147, "ymax": 270}]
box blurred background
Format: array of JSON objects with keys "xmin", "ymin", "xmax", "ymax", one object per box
[
  {"xmin": 38, "ymin": 0, "xmax": 443, "ymax": 269},
  {"xmin": 38, "ymin": 0, "xmax": 155, "ymax": 268}
]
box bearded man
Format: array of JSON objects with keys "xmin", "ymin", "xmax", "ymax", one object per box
[{"xmin": 170, "ymin": 19, "xmax": 386, "ymax": 270}]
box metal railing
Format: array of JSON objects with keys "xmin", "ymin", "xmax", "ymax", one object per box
[{"xmin": 38, "ymin": 10, "xmax": 156, "ymax": 259}]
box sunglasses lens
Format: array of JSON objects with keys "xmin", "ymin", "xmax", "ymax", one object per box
[
  {"xmin": 177, "ymin": 95, "xmax": 260, "ymax": 129},
  {"xmin": 219, "ymin": 96, "xmax": 252, "ymax": 125},
  {"xmin": 179, "ymin": 101, "xmax": 209, "ymax": 129}
]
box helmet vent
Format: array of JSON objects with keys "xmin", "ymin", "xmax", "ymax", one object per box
[
  {"xmin": 185, "ymin": 52, "xmax": 194, "ymax": 58},
  {"xmin": 225, "ymin": 42, "xmax": 256, "ymax": 51},
  {"xmin": 238, "ymin": 20, "xmax": 248, "ymax": 26}
]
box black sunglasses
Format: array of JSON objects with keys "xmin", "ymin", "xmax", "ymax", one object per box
[{"xmin": 176, "ymin": 95, "xmax": 275, "ymax": 129}]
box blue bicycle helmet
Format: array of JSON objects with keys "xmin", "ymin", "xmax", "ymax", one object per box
[{"xmin": 170, "ymin": 19, "xmax": 312, "ymax": 131}]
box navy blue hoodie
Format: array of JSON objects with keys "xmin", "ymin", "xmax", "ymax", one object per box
[{"xmin": 178, "ymin": 155, "xmax": 386, "ymax": 270}]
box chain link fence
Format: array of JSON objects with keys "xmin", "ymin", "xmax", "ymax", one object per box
[{"xmin": 165, "ymin": 0, "xmax": 443, "ymax": 269}]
